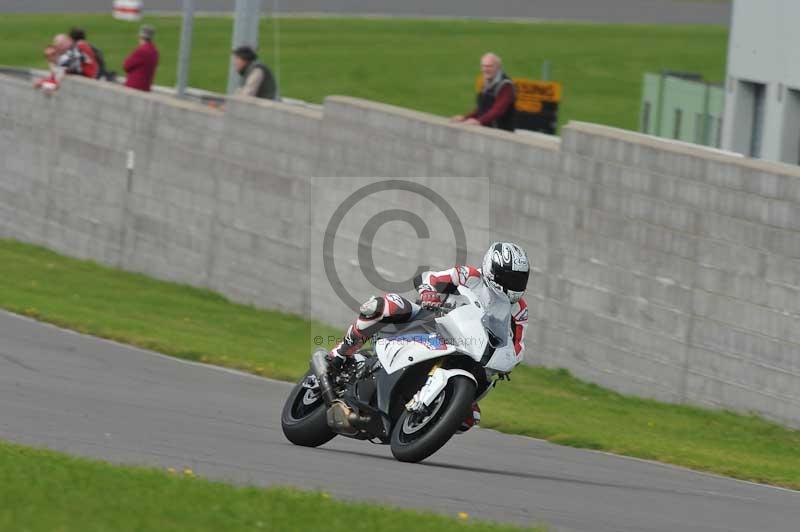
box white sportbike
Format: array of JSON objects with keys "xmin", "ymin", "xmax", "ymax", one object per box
[{"xmin": 281, "ymin": 284, "xmax": 518, "ymax": 463}]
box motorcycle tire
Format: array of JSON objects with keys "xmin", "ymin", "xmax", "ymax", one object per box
[
  {"xmin": 281, "ymin": 371, "xmax": 336, "ymax": 448},
  {"xmin": 390, "ymin": 376, "xmax": 476, "ymax": 463}
]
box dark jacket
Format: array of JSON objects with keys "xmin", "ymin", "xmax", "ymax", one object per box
[
  {"xmin": 239, "ymin": 61, "xmax": 277, "ymax": 100},
  {"xmin": 473, "ymin": 72, "xmax": 516, "ymax": 131}
]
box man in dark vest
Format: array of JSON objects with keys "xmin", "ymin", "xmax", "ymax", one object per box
[
  {"xmin": 451, "ymin": 52, "xmax": 515, "ymax": 131},
  {"xmin": 232, "ymin": 45, "xmax": 277, "ymax": 100}
]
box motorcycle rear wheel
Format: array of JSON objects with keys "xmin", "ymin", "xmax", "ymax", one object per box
[
  {"xmin": 281, "ymin": 371, "xmax": 337, "ymax": 447},
  {"xmin": 390, "ymin": 376, "xmax": 475, "ymax": 463}
]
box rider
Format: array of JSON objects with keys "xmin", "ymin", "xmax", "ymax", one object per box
[{"xmin": 327, "ymin": 241, "xmax": 530, "ymax": 431}]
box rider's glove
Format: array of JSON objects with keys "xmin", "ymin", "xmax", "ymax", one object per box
[{"xmin": 418, "ymin": 285, "xmax": 444, "ymax": 309}]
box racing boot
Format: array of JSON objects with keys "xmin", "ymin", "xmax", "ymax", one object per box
[
  {"xmin": 457, "ymin": 402, "xmax": 481, "ymax": 434},
  {"xmin": 327, "ymin": 312, "xmax": 371, "ymax": 377}
]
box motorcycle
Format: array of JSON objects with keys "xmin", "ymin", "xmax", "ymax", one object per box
[{"xmin": 280, "ymin": 284, "xmax": 518, "ymax": 463}]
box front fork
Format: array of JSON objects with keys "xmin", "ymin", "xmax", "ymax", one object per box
[{"xmin": 405, "ymin": 363, "xmax": 477, "ymax": 413}]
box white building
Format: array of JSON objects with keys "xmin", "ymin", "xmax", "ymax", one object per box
[{"xmin": 722, "ymin": 0, "xmax": 800, "ymax": 164}]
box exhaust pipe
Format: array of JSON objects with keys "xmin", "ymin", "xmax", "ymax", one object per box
[
  {"xmin": 310, "ymin": 350, "xmax": 337, "ymax": 405},
  {"xmin": 310, "ymin": 350, "xmax": 371, "ymax": 435}
]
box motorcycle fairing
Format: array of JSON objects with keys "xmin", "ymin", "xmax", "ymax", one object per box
[
  {"xmin": 394, "ymin": 333, "xmax": 449, "ymax": 350},
  {"xmin": 374, "ymin": 366, "xmax": 408, "ymax": 437},
  {"xmin": 375, "ymin": 333, "xmax": 457, "ymax": 374},
  {"xmin": 434, "ymin": 302, "xmax": 490, "ymax": 361},
  {"xmin": 435, "ymin": 286, "xmax": 519, "ymax": 374},
  {"xmin": 483, "ymin": 343, "xmax": 518, "ymax": 374}
]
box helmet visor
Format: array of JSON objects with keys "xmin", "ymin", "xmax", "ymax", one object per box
[{"xmin": 494, "ymin": 269, "xmax": 529, "ymax": 293}]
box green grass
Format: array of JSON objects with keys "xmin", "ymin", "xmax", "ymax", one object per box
[
  {"xmin": 0, "ymin": 14, "xmax": 727, "ymax": 130},
  {"xmin": 0, "ymin": 239, "xmax": 328, "ymax": 382},
  {"xmin": 0, "ymin": 440, "xmax": 542, "ymax": 532},
  {"xmin": 482, "ymin": 371, "xmax": 800, "ymax": 488},
  {"xmin": 1, "ymin": 239, "xmax": 799, "ymax": 491}
]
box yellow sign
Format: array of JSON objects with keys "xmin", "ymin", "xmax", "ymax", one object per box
[
  {"xmin": 475, "ymin": 76, "xmax": 562, "ymax": 114},
  {"xmin": 514, "ymin": 79, "xmax": 562, "ymax": 113}
]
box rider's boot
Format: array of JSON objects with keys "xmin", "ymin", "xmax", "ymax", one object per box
[
  {"xmin": 457, "ymin": 402, "xmax": 481, "ymax": 434},
  {"xmin": 327, "ymin": 320, "xmax": 368, "ymax": 377},
  {"xmin": 326, "ymin": 351, "xmax": 357, "ymax": 376}
]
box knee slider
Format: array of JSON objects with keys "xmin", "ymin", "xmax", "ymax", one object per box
[{"xmin": 359, "ymin": 296, "xmax": 384, "ymax": 319}]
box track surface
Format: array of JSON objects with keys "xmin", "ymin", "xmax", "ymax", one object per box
[
  {"xmin": 2, "ymin": 0, "xmax": 731, "ymax": 25},
  {"xmin": 1, "ymin": 310, "xmax": 797, "ymax": 532}
]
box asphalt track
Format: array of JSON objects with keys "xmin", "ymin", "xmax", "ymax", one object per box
[
  {"xmin": 1, "ymin": 310, "xmax": 798, "ymax": 531},
  {"xmin": 2, "ymin": 0, "xmax": 731, "ymax": 25}
]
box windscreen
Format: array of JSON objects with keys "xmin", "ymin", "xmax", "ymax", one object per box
[{"xmin": 477, "ymin": 284, "xmax": 512, "ymax": 348}]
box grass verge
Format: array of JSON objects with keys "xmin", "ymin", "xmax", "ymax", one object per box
[
  {"xmin": 0, "ymin": 14, "xmax": 727, "ymax": 130},
  {"xmin": 0, "ymin": 440, "xmax": 543, "ymax": 532},
  {"xmin": 1, "ymin": 239, "xmax": 799, "ymax": 490}
]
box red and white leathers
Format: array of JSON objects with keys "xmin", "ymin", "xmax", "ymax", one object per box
[
  {"xmin": 329, "ymin": 265, "xmax": 528, "ymax": 432},
  {"xmin": 416, "ymin": 265, "xmax": 528, "ymax": 361},
  {"xmin": 330, "ymin": 293, "xmax": 420, "ymax": 359}
]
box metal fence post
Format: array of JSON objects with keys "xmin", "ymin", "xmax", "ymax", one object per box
[
  {"xmin": 176, "ymin": 0, "xmax": 195, "ymax": 98},
  {"xmin": 655, "ymin": 71, "xmax": 666, "ymax": 137},
  {"xmin": 227, "ymin": 0, "xmax": 264, "ymax": 95},
  {"xmin": 702, "ymin": 81, "xmax": 712, "ymax": 146}
]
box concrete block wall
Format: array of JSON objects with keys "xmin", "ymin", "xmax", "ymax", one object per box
[
  {"xmin": 1, "ymin": 75, "xmax": 134, "ymax": 266},
  {"xmin": 311, "ymin": 97, "xmax": 560, "ymax": 326},
  {"xmin": 554, "ymin": 123, "xmax": 800, "ymax": 423},
  {"xmin": 202, "ymin": 97, "xmax": 318, "ymax": 314},
  {"xmin": 0, "ymin": 76, "xmax": 318, "ymax": 316},
  {"xmin": 2, "ymin": 74, "xmax": 800, "ymax": 427}
]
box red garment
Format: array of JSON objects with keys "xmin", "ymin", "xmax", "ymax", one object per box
[
  {"xmin": 123, "ymin": 41, "xmax": 159, "ymax": 92},
  {"xmin": 33, "ymin": 74, "xmax": 59, "ymax": 91},
  {"xmin": 465, "ymin": 83, "xmax": 514, "ymax": 126},
  {"xmin": 76, "ymin": 41, "xmax": 98, "ymax": 79}
]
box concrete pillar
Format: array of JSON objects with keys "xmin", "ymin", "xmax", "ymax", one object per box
[{"xmin": 226, "ymin": 0, "xmax": 263, "ymax": 94}]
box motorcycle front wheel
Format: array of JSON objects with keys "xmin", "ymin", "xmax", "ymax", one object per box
[
  {"xmin": 390, "ymin": 376, "xmax": 476, "ymax": 463},
  {"xmin": 281, "ymin": 370, "xmax": 336, "ymax": 447}
]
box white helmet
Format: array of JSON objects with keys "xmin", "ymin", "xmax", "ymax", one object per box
[{"xmin": 481, "ymin": 242, "xmax": 530, "ymax": 303}]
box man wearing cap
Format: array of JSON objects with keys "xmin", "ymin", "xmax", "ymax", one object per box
[
  {"xmin": 123, "ymin": 25, "xmax": 159, "ymax": 92},
  {"xmin": 232, "ymin": 45, "xmax": 277, "ymax": 100}
]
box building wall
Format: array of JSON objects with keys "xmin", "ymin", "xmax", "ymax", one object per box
[
  {"xmin": 722, "ymin": 0, "xmax": 800, "ymax": 164},
  {"xmin": 640, "ymin": 73, "xmax": 724, "ymax": 147},
  {"xmin": 3, "ymin": 74, "xmax": 800, "ymax": 428}
]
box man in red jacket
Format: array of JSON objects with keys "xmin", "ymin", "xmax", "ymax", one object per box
[{"xmin": 123, "ymin": 25, "xmax": 159, "ymax": 92}]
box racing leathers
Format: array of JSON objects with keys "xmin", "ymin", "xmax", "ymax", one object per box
[{"xmin": 329, "ymin": 264, "xmax": 528, "ymax": 431}]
